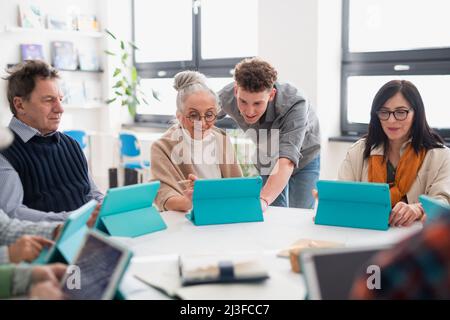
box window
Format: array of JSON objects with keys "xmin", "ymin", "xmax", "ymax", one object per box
[
  {"xmin": 134, "ymin": 0, "xmax": 193, "ymax": 66},
  {"xmin": 136, "ymin": 77, "xmax": 233, "ymax": 116},
  {"xmin": 341, "ymin": 0, "xmax": 450, "ymax": 140},
  {"xmin": 132, "ymin": 0, "xmax": 258, "ymax": 127}
]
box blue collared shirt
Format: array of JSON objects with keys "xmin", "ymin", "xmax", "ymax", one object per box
[{"xmin": 0, "ymin": 117, "xmax": 104, "ymax": 222}]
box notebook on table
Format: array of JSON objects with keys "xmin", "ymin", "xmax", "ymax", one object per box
[{"xmin": 179, "ymin": 253, "xmax": 269, "ymax": 286}]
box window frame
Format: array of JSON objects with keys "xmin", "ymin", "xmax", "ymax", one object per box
[
  {"xmin": 341, "ymin": 0, "xmax": 450, "ymax": 140},
  {"xmin": 131, "ymin": 0, "xmax": 251, "ymax": 128}
]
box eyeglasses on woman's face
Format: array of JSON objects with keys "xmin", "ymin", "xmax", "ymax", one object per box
[
  {"xmin": 376, "ymin": 108, "xmax": 413, "ymax": 121},
  {"xmin": 185, "ymin": 111, "xmax": 217, "ymax": 123}
]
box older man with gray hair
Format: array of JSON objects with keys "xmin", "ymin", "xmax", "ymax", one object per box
[{"xmin": 0, "ymin": 60, "xmax": 103, "ymax": 222}]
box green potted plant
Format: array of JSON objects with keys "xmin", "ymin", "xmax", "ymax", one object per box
[{"xmin": 104, "ymin": 29, "xmax": 158, "ymax": 117}]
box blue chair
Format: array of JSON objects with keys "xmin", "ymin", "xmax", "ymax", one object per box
[
  {"xmin": 64, "ymin": 130, "xmax": 87, "ymax": 150},
  {"xmin": 64, "ymin": 130, "xmax": 92, "ymax": 169},
  {"xmin": 118, "ymin": 133, "xmax": 150, "ymax": 170}
]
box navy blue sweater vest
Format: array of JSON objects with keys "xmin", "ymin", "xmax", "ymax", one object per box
[{"xmin": 1, "ymin": 132, "xmax": 90, "ymax": 212}]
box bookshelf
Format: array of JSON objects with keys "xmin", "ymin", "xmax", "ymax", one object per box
[
  {"xmin": 58, "ymin": 68, "xmax": 104, "ymax": 73},
  {"xmin": 0, "ymin": 2, "xmax": 108, "ymax": 121},
  {"xmin": 64, "ymin": 104, "xmax": 104, "ymax": 110},
  {"xmin": 2, "ymin": 25, "xmax": 103, "ymax": 38},
  {"xmin": 6, "ymin": 64, "xmax": 104, "ymax": 74},
  {"xmin": 0, "ymin": 0, "xmax": 131, "ymax": 190}
]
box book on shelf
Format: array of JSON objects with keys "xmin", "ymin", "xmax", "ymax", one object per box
[
  {"xmin": 51, "ymin": 41, "xmax": 77, "ymax": 70},
  {"xmin": 67, "ymin": 5, "xmax": 81, "ymax": 31},
  {"xmin": 60, "ymin": 80, "xmax": 103, "ymax": 107},
  {"xmin": 60, "ymin": 80, "xmax": 86, "ymax": 106},
  {"xmin": 83, "ymin": 80, "xmax": 103, "ymax": 104},
  {"xmin": 47, "ymin": 15, "xmax": 70, "ymax": 30},
  {"xmin": 78, "ymin": 49, "xmax": 100, "ymax": 71},
  {"xmin": 77, "ymin": 14, "xmax": 100, "ymax": 32},
  {"xmin": 20, "ymin": 44, "xmax": 44, "ymax": 61},
  {"xmin": 19, "ymin": 2, "xmax": 44, "ymax": 29}
]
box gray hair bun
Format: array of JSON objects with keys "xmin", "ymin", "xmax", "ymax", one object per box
[{"xmin": 173, "ymin": 71, "xmax": 207, "ymax": 91}]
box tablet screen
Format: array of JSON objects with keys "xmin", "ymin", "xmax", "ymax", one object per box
[
  {"xmin": 61, "ymin": 233, "xmax": 124, "ymax": 300},
  {"xmin": 312, "ymin": 248, "xmax": 381, "ymax": 300}
]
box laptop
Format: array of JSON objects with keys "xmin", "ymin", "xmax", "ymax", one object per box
[
  {"xmin": 301, "ymin": 245, "xmax": 389, "ymax": 300},
  {"xmin": 33, "ymin": 200, "xmax": 98, "ymax": 264},
  {"xmin": 419, "ymin": 195, "xmax": 450, "ymax": 224},
  {"xmin": 186, "ymin": 176, "xmax": 264, "ymax": 226},
  {"xmin": 95, "ymin": 181, "xmax": 167, "ymax": 237},
  {"xmin": 60, "ymin": 230, "xmax": 133, "ymax": 300}
]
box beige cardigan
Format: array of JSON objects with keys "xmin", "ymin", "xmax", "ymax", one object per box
[
  {"xmin": 150, "ymin": 125, "xmax": 243, "ymax": 210},
  {"xmin": 338, "ymin": 139, "xmax": 450, "ymax": 205}
]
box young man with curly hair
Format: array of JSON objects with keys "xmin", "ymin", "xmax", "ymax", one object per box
[{"xmin": 218, "ymin": 58, "xmax": 321, "ymax": 210}]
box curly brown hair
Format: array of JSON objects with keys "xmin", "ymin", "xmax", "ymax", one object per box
[
  {"xmin": 234, "ymin": 57, "xmax": 278, "ymax": 92},
  {"xmin": 4, "ymin": 60, "xmax": 59, "ymax": 115}
]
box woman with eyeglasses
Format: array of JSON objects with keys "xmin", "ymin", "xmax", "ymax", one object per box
[
  {"xmin": 150, "ymin": 71, "xmax": 242, "ymax": 212},
  {"xmin": 338, "ymin": 80, "xmax": 450, "ymax": 227}
]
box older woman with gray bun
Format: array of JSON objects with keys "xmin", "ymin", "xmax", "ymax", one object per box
[{"xmin": 150, "ymin": 71, "xmax": 242, "ymax": 212}]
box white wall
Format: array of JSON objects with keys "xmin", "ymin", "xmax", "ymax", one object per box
[
  {"xmin": 92, "ymin": 0, "xmax": 133, "ymax": 189},
  {"xmin": 317, "ymin": 0, "xmax": 352, "ymax": 179},
  {"xmin": 258, "ymin": 0, "xmax": 318, "ymax": 107},
  {"xmin": 258, "ymin": 0, "xmax": 352, "ymax": 180}
]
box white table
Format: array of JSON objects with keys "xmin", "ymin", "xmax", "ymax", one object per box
[{"xmin": 118, "ymin": 206, "xmax": 422, "ymax": 300}]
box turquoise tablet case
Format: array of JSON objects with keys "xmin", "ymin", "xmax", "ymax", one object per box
[
  {"xmin": 33, "ymin": 200, "xmax": 98, "ymax": 264},
  {"xmin": 186, "ymin": 176, "xmax": 264, "ymax": 226},
  {"xmin": 314, "ymin": 180, "xmax": 391, "ymax": 231},
  {"xmin": 419, "ymin": 195, "xmax": 450, "ymax": 224},
  {"xmin": 95, "ymin": 181, "xmax": 167, "ymax": 237}
]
